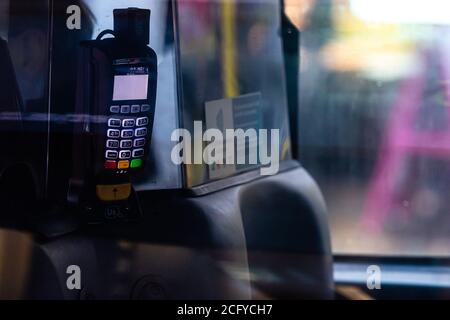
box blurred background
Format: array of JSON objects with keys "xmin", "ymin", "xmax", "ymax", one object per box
[{"xmin": 294, "ymin": 0, "xmax": 450, "ymax": 256}]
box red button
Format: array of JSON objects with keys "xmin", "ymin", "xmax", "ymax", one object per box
[{"xmin": 104, "ymin": 160, "xmax": 117, "ymax": 169}]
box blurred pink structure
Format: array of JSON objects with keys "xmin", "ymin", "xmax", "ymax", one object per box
[{"xmin": 361, "ymin": 42, "xmax": 450, "ymax": 232}]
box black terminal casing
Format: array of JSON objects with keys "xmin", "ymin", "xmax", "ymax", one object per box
[
  {"xmin": 70, "ymin": 9, "xmax": 157, "ymax": 218},
  {"xmin": 114, "ymin": 8, "xmax": 150, "ymax": 45}
]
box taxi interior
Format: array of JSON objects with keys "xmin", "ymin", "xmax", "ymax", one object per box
[{"xmin": 0, "ymin": 0, "xmax": 450, "ymax": 300}]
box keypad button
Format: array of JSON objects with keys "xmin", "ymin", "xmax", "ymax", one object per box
[
  {"xmin": 141, "ymin": 104, "xmax": 150, "ymax": 112},
  {"xmin": 110, "ymin": 105, "xmax": 120, "ymax": 113},
  {"xmin": 134, "ymin": 138, "xmax": 146, "ymax": 148},
  {"xmin": 130, "ymin": 159, "xmax": 142, "ymax": 168},
  {"xmin": 119, "ymin": 150, "xmax": 132, "ymax": 159},
  {"xmin": 136, "ymin": 117, "xmax": 149, "ymax": 127},
  {"xmin": 104, "ymin": 160, "xmax": 117, "ymax": 169},
  {"xmin": 107, "ymin": 129, "xmax": 120, "ymax": 138},
  {"xmin": 121, "ymin": 129, "xmax": 134, "ymax": 138},
  {"xmin": 106, "ymin": 150, "xmax": 118, "ymax": 159},
  {"xmin": 135, "ymin": 128, "xmax": 147, "ymax": 137},
  {"xmin": 120, "ymin": 105, "xmax": 130, "ymax": 114},
  {"xmin": 120, "ymin": 140, "xmax": 133, "ymax": 149},
  {"xmin": 118, "ymin": 160, "xmax": 130, "ymax": 169},
  {"xmin": 122, "ymin": 119, "xmax": 135, "ymax": 128},
  {"xmin": 106, "ymin": 140, "xmax": 119, "ymax": 149},
  {"xmin": 132, "ymin": 148, "xmax": 145, "ymax": 158},
  {"xmin": 131, "ymin": 105, "xmax": 141, "ymax": 113},
  {"xmin": 108, "ymin": 118, "xmax": 121, "ymax": 127}
]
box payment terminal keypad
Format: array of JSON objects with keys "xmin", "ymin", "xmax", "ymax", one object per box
[{"xmin": 104, "ymin": 104, "xmax": 151, "ymax": 170}]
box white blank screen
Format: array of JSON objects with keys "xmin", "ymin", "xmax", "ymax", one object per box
[{"xmin": 113, "ymin": 74, "xmax": 149, "ymax": 101}]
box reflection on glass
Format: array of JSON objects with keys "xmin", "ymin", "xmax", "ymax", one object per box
[
  {"xmin": 177, "ymin": 0, "xmax": 292, "ymax": 187},
  {"xmin": 0, "ymin": 0, "xmax": 49, "ymax": 209}
]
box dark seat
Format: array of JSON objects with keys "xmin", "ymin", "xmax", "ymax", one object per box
[
  {"xmin": 240, "ymin": 165, "xmax": 333, "ymax": 299},
  {"xmin": 20, "ymin": 162, "xmax": 333, "ymax": 299}
]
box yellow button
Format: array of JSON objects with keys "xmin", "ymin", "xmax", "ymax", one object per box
[
  {"xmin": 118, "ymin": 160, "xmax": 130, "ymax": 169},
  {"xmin": 96, "ymin": 183, "xmax": 131, "ymax": 201}
]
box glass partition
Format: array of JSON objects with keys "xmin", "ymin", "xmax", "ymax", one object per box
[
  {"xmin": 0, "ymin": 0, "xmax": 50, "ymax": 200},
  {"xmin": 1, "ymin": 0, "xmax": 293, "ymax": 203},
  {"xmin": 175, "ymin": 0, "xmax": 292, "ymax": 187},
  {"xmin": 46, "ymin": 0, "xmax": 181, "ymax": 199}
]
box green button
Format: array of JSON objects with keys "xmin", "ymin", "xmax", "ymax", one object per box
[{"xmin": 130, "ymin": 159, "xmax": 142, "ymax": 168}]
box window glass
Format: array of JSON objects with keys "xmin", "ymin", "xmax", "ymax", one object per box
[
  {"xmin": 0, "ymin": 0, "xmax": 50, "ymax": 200},
  {"xmin": 176, "ymin": 0, "xmax": 292, "ymax": 187},
  {"xmin": 298, "ymin": 0, "xmax": 450, "ymax": 255}
]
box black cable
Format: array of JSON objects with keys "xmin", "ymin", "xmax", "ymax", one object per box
[{"xmin": 96, "ymin": 29, "xmax": 116, "ymax": 41}]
